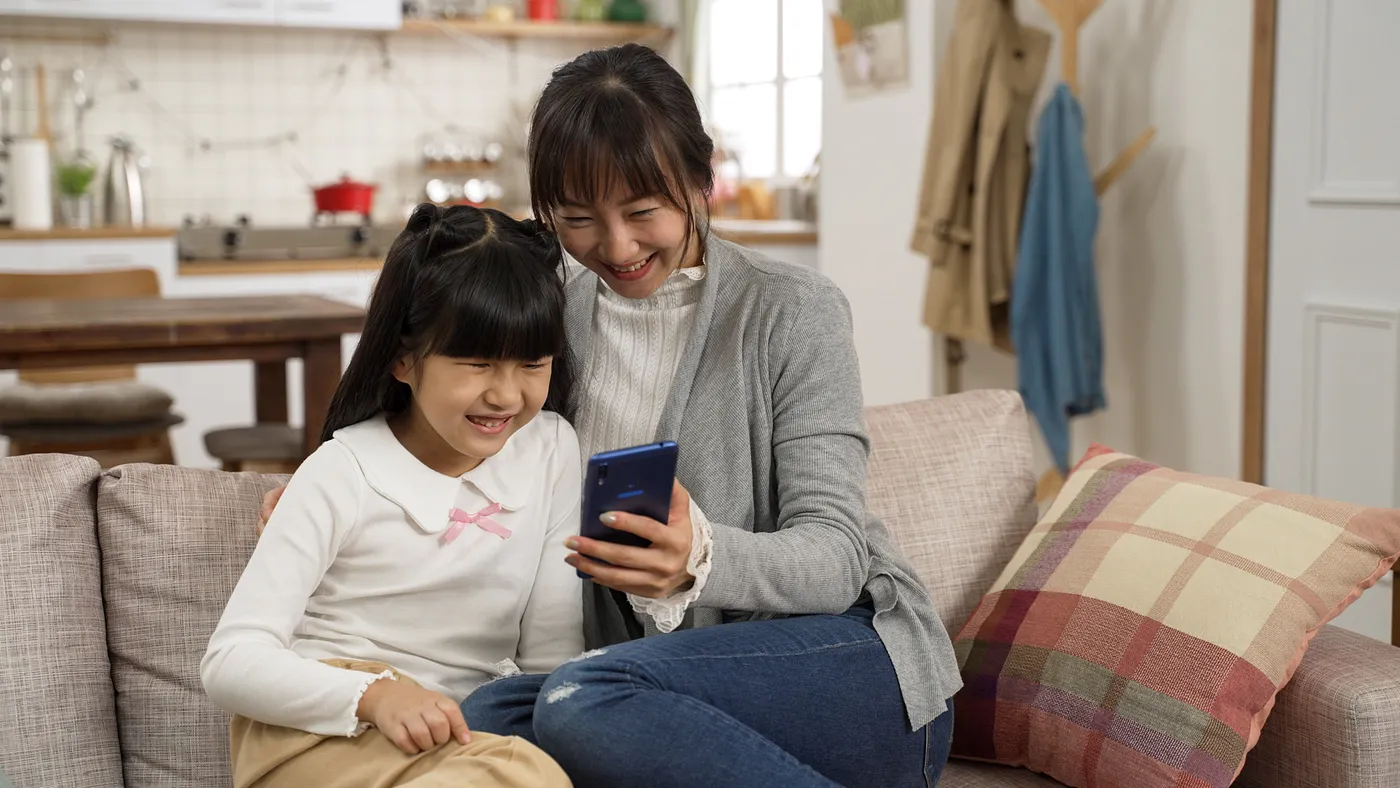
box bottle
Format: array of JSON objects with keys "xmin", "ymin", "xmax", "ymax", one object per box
[
  {"xmin": 607, "ymin": 0, "xmax": 647, "ymax": 23},
  {"xmin": 102, "ymin": 135, "xmax": 147, "ymax": 227},
  {"xmin": 575, "ymin": 0, "xmax": 605, "ymax": 21}
]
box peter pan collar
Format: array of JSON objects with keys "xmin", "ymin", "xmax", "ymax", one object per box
[{"xmin": 333, "ymin": 415, "xmax": 543, "ymax": 535}]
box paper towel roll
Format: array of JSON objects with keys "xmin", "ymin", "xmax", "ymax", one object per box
[{"xmin": 12, "ymin": 138, "xmax": 54, "ymax": 231}]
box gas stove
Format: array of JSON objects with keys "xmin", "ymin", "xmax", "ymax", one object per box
[{"xmin": 177, "ymin": 215, "xmax": 402, "ymax": 262}]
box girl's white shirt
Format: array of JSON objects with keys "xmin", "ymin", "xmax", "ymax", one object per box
[{"xmin": 200, "ymin": 411, "xmax": 584, "ymax": 737}]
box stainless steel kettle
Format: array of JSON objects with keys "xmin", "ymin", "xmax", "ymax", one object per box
[{"xmin": 102, "ymin": 135, "xmax": 147, "ymax": 227}]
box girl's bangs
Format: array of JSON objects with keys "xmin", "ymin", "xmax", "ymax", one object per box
[
  {"xmin": 421, "ymin": 244, "xmax": 565, "ymax": 362},
  {"xmin": 532, "ymin": 93, "xmax": 684, "ymax": 217}
]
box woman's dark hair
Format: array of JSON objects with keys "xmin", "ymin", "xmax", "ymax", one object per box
[
  {"xmin": 320, "ymin": 203, "xmax": 571, "ymax": 442},
  {"xmin": 528, "ymin": 43, "xmax": 714, "ymax": 259}
]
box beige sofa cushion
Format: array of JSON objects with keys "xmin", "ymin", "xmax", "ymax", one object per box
[
  {"xmin": 0, "ymin": 455, "xmax": 124, "ymax": 788},
  {"xmin": 865, "ymin": 391, "xmax": 1038, "ymax": 633},
  {"xmin": 97, "ymin": 464, "xmax": 286, "ymax": 788},
  {"xmin": 943, "ymin": 761, "xmax": 1067, "ymax": 787}
]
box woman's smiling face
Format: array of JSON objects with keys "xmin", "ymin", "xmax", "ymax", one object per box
[{"xmin": 553, "ymin": 191, "xmax": 698, "ymax": 300}]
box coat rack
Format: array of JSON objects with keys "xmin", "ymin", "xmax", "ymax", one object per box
[{"xmin": 942, "ymin": 0, "xmax": 1156, "ymax": 501}]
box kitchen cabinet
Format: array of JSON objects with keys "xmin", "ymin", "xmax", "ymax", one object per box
[
  {"xmin": 0, "ymin": 236, "xmax": 179, "ymax": 286},
  {"xmin": 276, "ymin": 0, "xmax": 399, "ymax": 30},
  {"xmin": 155, "ymin": 0, "xmax": 278, "ymax": 26},
  {"xmin": 0, "ymin": 0, "xmax": 399, "ymax": 29},
  {"xmin": 9, "ymin": 0, "xmax": 146, "ymax": 22}
]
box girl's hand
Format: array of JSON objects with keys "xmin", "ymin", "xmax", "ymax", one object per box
[
  {"xmin": 357, "ymin": 678, "xmax": 471, "ymax": 755},
  {"xmin": 255, "ymin": 485, "xmax": 287, "ymax": 537},
  {"xmin": 565, "ymin": 479, "xmax": 695, "ymax": 599}
]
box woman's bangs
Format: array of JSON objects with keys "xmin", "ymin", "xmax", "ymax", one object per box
[{"xmin": 533, "ymin": 94, "xmax": 682, "ymax": 217}]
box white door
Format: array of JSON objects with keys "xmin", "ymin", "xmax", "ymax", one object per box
[{"xmin": 1266, "ymin": 0, "xmax": 1400, "ymax": 643}]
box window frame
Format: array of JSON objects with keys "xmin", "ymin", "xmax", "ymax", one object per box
[{"xmin": 695, "ymin": 0, "xmax": 822, "ymax": 184}]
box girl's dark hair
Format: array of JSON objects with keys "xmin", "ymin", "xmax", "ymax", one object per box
[
  {"xmin": 320, "ymin": 203, "xmax": 571, "ymax": 442},
  {"xmin": 528, "ymin": 43, "xmax": 714, "ymax": 258}
]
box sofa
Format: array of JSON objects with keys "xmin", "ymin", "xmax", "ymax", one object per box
[{"xmin": 1, "ymin": 390, "xmax": 1397, "ymax": 788}]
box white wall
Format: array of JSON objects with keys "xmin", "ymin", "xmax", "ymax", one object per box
[
  {"xmin": 818, "ymin": 0, "xmax": 937, "ymax": 407},
  {"xmin": 1, "ymin": 6, "xmax": 679, "ymax": 227},
  {"xmin": 821, "ymin": 0, "xmax": 1254, "ymax": 479}
]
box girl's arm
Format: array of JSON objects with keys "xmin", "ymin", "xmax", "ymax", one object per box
[
  {"xmin": 200, "ymin": 442, "xmax": 385, "ymax": 737},
  {"xmin": 515, "ymin": 419, "xmax": 585, "ymax": 673},
  {"xmin": 694, "ymin": 281, "xmax": 872, "ymax": 614}
]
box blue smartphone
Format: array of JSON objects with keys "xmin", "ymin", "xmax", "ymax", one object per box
[{"xmin": 580, "ymin": 441, "xmax": 678, "ymax": 557}]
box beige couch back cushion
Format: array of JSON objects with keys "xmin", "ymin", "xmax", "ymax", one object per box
[
  {"xmin": 865, "ymin": 391, "xmax": 1038, "ymax": 633},
  {"xmin": 97, "ymin": 464, "xmax": 285, "ymax": 788},
  {"xmin": 0, "ymin": 455, "xmax": 124, "ymax": 788}
]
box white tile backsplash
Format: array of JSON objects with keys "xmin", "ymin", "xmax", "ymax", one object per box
[{"xmin": 2, "ymin": 18, "xmax": 635, "ymax": 228}]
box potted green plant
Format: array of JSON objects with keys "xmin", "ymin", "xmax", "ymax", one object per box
[{"xmin": 56, "ymin": 157, "xmax": 97, "ymax": 229}]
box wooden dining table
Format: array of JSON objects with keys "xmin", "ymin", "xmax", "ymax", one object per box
[{"xmin": 0, "ymin": 294, "xmax": 366, "ymax": 457}]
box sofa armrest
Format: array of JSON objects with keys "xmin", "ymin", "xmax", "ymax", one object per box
[{"xmin": 1237, "ymin": 624, "xmax": 1400, "ymax": 788}]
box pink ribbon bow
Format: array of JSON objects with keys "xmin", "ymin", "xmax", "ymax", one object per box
[{"xmin": 442, "ymin": 503, "xmax": 510, "ymax": 545}]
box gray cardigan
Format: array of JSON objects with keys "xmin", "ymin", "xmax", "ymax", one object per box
[{"xmin": 567, "ymin": 236, "xmax": 962, "ymax": 730}]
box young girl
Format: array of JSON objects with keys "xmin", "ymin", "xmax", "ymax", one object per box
[{"xmin": 203, "ymin": 204, "xmax": 579, "ymax": 788}]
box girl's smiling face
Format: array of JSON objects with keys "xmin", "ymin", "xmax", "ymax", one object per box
[
  {"xmin": 554, "ymin": 191, "xmax": 699, "ymax": 300},
  {"xmin": 391, "ymin": 354, "xmax": 553, "ymax": 477}
]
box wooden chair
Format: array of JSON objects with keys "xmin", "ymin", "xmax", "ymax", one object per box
[{"xmin": 0, "ymin": 269, "xmax": 183, "ymax": 467}]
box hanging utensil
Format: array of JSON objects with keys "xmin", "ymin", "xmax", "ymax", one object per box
[
  {"xmin": 70, "ymin": 68, "xmax": 94, "ymax": 156},
  {"xmin": 0, "ymin": 53, "xmax": 15, "ymax": 225}
]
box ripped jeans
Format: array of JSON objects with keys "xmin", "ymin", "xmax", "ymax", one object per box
[{"xmin": 461, "ymin": 604, "xmax": 954, "ymax": 788}]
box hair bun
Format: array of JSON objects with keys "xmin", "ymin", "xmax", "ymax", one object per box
[{"xmin": 406, "ymin": 203, "xmax": 444, "ymax": 235}]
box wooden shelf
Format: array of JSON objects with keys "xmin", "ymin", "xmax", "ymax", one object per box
[
  {"xmin": 423, "ymin": 160, "xmax": 498, "ymax": 175},
  {"xmin": 399, "ymin": 18, "xmax": 673, "ymax": 42}
]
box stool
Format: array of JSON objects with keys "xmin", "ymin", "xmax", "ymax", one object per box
[
  {"xmin": 3, "ymin": 413, "xmax": 184, "ymax": 469},
  {"xmin": 204, "ymin": 424, "xmax": 304, "ymax": 473}
]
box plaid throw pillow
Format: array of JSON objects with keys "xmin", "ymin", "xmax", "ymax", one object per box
[{"xmin": 951, "ymin": 444, "xmax": 1400, "ymax": 788}]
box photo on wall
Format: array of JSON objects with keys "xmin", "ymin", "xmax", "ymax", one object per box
[{"xmin": 830, "ymin": 0, "xmax": 909, "ymax": 95}]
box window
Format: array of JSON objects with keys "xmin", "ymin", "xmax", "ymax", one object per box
[{"xmin": 704, "ymin": 0, "xmax": 823, "ymax": 181}]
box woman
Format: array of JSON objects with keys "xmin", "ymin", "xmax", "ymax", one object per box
[{"xmin": 262, "ymin": 44, "xmax": 960, "ymax": 788}]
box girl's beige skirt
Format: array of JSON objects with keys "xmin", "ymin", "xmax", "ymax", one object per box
[{"xmin": 228, "ymin": 659, "xmax": 570, "ymax": 788}]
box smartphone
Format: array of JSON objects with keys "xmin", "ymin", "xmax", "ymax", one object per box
[{"xmin": 580, "ymin": 441, "xmax": 678, "ymax": 552}]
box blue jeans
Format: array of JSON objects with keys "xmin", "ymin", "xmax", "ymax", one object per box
[{"xmin": 462, "ymin": 605, "xmax": 953, "ymax": 788}]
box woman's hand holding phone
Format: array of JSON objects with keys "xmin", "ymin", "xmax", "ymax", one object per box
[{"xmin": 565, "ymin": 479, "xmax": 695, "ymax": 598}]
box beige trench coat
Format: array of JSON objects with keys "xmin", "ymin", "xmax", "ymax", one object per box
[{"xmin": 910, "ymin": 0, "xmax": 1050, "ymax": 351}]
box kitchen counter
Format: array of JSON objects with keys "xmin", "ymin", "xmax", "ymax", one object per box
[
  {"xmin": 172, "ymin": 220, "xmax": 819, "ymax": 278},
  {"xmin": 0, "ymin": 226, "xmax": 178, "ymax": 242},
  {"xmin": 712, "ymin": 219, "xmax": 818, "ymax": 246},
  {"xmin": 179, "ymin": 257, "xmax": 385, "ymax": 276}
]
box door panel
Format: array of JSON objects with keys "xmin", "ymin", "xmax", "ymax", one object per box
[{"xmin": 1266, "ymin": 0, "xmax": 1400, "ymax": 643}]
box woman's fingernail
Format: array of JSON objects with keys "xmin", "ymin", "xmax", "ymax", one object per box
[
  {"xmin": 600, "ymin": 512, "xmax": 617, "ymax": 526},
  {"xmin": 564, "ymin": 538, "xmax": 578, "ymax": 550}
]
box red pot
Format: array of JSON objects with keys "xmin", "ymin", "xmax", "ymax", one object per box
[
  {"xmin": 529, "ymin": 0, "xmax": 558, "ymax": 20},
  {"xmin": 313, "ymin": 176, "xmax": 377, "ymax": 215}
]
